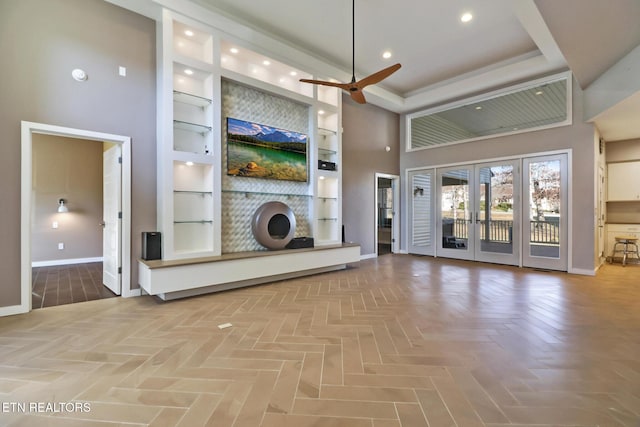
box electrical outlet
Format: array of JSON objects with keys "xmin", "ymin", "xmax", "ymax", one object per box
[
  {"xmin": 52, "ymin": 221, "xmax": 58, "ymax": 229},
  {"xmin": 58, "ymin": 243, "xmax": 64, "ymax": 250},
  {"xmin": 119, "ymin": 66, "xmax": 126, "ymax": 76}
]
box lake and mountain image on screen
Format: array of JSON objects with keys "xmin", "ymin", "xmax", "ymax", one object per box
[{"xmin": 227, "ymin": 117, "xmax": 308, "ymax": 182}]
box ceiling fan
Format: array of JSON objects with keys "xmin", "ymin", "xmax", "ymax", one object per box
[{"xmin": 300, "ymin": 0, "xmax": 401, "ymax": 104}]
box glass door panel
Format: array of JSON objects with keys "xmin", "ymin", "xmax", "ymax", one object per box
[
  {"xmin": 408, "ymin": 169, "xmax": 435, "ymax": 256},
  {"xmin": 437, "ymin": 166, "xmax": 474, "ymax": 260},
  {"xmin": 522, "ymin": 154, "xmax": 567, "ymax": 270},
  {"xmin": 475, "ymin": 161, "xmax": 519, "ymax": 265}
]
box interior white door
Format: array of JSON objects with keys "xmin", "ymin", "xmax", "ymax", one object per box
[
  {"xmin": 103, "ymin": 145, "xmax": 121, "ymax": 295},
  {"xmin": 522, "ymin": 154, "xmax": 568, "ymax": 271},
  {"xmin": 408, "ymin": 169, "xmax": 435, "ymax": 256}
]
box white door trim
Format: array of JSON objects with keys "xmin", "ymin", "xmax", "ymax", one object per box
[{"xmin": 11, "ymin": 121, "xmax": 133, "ymax": 317}]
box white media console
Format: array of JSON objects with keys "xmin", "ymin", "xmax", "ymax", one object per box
[{"xmin": 138, "ymin": 243, "xmax": 360, "ymax": 300}]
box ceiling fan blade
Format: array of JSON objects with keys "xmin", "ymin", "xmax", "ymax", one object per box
[
  {"xmin": 301, "ymin": 0, "xmax": 400, "ymax": 106},
  {"xmin": 356, "ymin": 63, "xmax": 401, "ymax": 89},
  {"xmin": 350, "ymin": 90, "xmax": 366, "ymax": 104},
  {"xmin": 299, "ymin": 79, "xmax": 349, "ymax": 90}
]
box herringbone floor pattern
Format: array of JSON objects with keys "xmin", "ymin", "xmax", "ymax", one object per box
[{"xmin": 1, "ymin": 255, "xmax": 639, "ymax": 426}]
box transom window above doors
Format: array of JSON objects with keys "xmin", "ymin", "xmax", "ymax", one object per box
[{"xmin": 407, "ymin": 71, "xmax": 572, "ymax": 151}]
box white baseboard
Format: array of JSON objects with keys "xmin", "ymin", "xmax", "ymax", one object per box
[
  {"xmin": 360, "ymin": 253, "xmax": 377, "ymax": 260},
  {"xmin": 568, "ymin": 267, "xmax": 596, "ymax": 276},
  {"xmin": 122, "ymin": 288, "xmax": 141, "ymax": 298},
  {"xmin": 32, "ymin": 257, "xmax": 103, "ymax": 267},
  {"xmin": 0, "ymin": 304, "xmax": 29, "ymax": 317}
]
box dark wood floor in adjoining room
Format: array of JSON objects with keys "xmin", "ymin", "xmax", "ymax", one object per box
[
  {"xmin": 4, "ymin": 255, "xmax": 640, "ymax": 426},
  {"xmin": 32, "ymin": 262, "xmax": 117, "ymax": 309}
]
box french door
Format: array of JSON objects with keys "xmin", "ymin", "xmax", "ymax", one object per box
[
  {"xmin": 475, "ymin": 161, "xmax": 520, "ymax": 265},
  {"xmin": 409, "ymin": 154, "xmax": 567, "ymax": 271},
  {"xmin": 522, "ymin": 154, "xmax": 568, "ymax": 270},
  {"xmin": 437, "ymin": 166, "xmax": 474, "ymax": 260},
  {"xmin": 436, "ymin": 160, "xmax": 520, "ymax": 265}
]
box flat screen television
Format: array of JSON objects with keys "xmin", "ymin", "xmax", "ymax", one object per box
[{"xmin": 226, "ymin": 117, "xmax": 308, "ymax": 182}]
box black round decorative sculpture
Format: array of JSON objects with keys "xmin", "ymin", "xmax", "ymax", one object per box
[{"xmin": 251, "ymin": 201, "xmax": 296, "ymax": 250}]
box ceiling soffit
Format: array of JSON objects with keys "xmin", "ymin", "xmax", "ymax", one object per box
[{"xmin": 190, "ymin": 0, "xmax": 543, "ymax": 98}]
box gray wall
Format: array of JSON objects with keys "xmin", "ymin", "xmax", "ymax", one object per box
[
  {"xmin": 0, "ymin": 0, "xmax": 156, "ymax": 307},
  {"xmin": 400, "ymin": 76, "xmax": 597, "ymax": 272},
  {"xmin": 342, "ymin": 95, "xmax": 400, "ymax": 256},
  {"xmin": 32, "ymin": 135, "xmax": 103, "ymax": 262}
]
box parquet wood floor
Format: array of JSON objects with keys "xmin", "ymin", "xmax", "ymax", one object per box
[{"xmin": 1, "ymin": 255, "xmax": 639, "ymax": 426}]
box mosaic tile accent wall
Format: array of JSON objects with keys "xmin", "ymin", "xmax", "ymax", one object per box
[{"xmin": 221, "ymin": 79, "xmax": 312, "ymax": 253}]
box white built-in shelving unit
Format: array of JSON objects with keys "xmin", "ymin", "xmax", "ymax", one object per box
[
  {"xmin": 315, "ymin": 105, "xmax": 342, "ymax": 245},
  {"xmin": 157, "ymin": 11, "xmax": 221, "ymax": 259},
  {"xmin": 141, "ymin": 7, "xmax": 358, "ymax": 300},
  {"xmin": 156, "ymin": 9, "xmax": 344, "ymax": 262}
]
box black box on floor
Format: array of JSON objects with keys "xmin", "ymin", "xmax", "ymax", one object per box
[
  {"xmin": 286, "ymin": 237, "xmax": 314, "ymax": 249},
  {"xmin": 142, "ymin": 231, "xmax": 162, "ymax": 260}
]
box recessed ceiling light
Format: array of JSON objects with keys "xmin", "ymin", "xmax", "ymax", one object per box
[
  {"xmin": 290, "ymin": 71, "xmax": 297, "ymax": 76},
  {"xmin": 382, "ymin": 51, "xmax": 392, "ymax": 59},
  {"xmin": 185, "ymin": 161, "xmax": 194, "ymax": 166},
  {"xmin": 535, "ymin": 90, "xmax": 544, "ymax": 95},
  {"xmin": 319, "ymin": 176, "xmax": 325, "ymax": 180},
  {"xmin": 263, "ymin": 60, "xmax": 271, "ymax": 66},
  {"xmin": 475, "ymin": 106, "xmax": 482, "ymax": 110},
  {"xmin": 184, "ymin": 69, "xmax": 194, "ymax": 75},
  {"xmin": 279, "ymin": 77, "xmax": 286, "ymax": 83},
  {"xmin": 184, "ymin": 29, "xmax": 194, "ymax": 37},
  {"xmin": 318, "ymin": 110, "xmax": 325, "ymax": 115},
  {"xmin": 461, "ymin": 12, "xmax": 473, "ymax": 23},
  {"xmin": 230, "ymin": 47, "xmax": 239, "ymax": 54}
]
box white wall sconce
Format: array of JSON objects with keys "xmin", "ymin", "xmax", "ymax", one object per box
[{"xmin": 57, "ymin": 198, "xmax": 69, "ymax": 213}]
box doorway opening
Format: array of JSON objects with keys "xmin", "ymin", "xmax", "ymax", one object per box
[
  {"xmin": 375, "ymin": 173, "xmax": 400, "ymax": 256},
  {"xmin": 18, "ymin": 121, "xmax": 132, "ymax": 316}
]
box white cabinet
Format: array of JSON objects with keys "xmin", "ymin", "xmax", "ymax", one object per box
[
  {"xmin": 607, "ymin": 162, "xmax": 640, "ymax": 201},
  {"xmin": 157, "ymin": 11, "xmax": 221, "ymax": 259},
  {"xmin": 606, "ymin": 224, "xmax": 640, "ymax": 256}
]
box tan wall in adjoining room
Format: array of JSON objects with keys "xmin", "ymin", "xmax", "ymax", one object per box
[
  {"xmin": 342, "ymin": 94, "xmax": 400, "ymax": 256},
  {"xmin": 32, "ymin": 134, "xmax": 103, "ymax": 263},
  {"xmin": 0, "ymin": 0, "xmax": 156, "ymax": 308}
]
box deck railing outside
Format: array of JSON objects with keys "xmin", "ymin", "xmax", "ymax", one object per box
[{"xmin": 444, "ymin": 218, "xmax": 559, "ymax": 245}]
